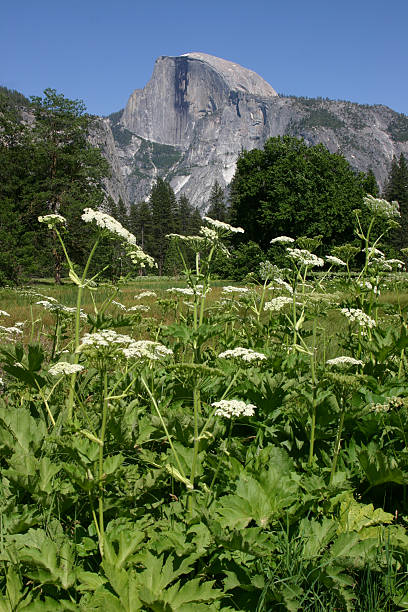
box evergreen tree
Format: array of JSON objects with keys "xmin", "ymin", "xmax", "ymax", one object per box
[
  {"xmin": 28, "ymin": 89, "xmax": 109, "ymax": 283},
  {"xmin": 362, "ymin": 169, "xmax": 379, "ymax": 196},
  {"xmin": 175, "ymin": 194, "xmax": 194, "ymax": 234},
  {"xmin": 207, "ymin": 181, "xmax": 227, "ymax": 221},
  {"xmin": 115, "ymin": 197, "xmax": 129, "ymax": 228},
  {"xmin": 0, "ymin": 93, "xmax": 39, "ymax": 282},
  {"xmin": 149, "ymin": 179, "xmax": 177, "ymax": 274},
  {"xmin": 129, "ymin": 201, "xmax": 153, "ymax": 252},
  {"xmin": 384, "ymin": 154, "xmax": 408, "ymax": 251}
]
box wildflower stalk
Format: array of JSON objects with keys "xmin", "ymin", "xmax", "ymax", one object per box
[
  {"xmin": 97, "ymin": 368, "xmax": 108, "ymax": 558},
  {"xmin": 308, "ymin": 320, "xmax": 318, "ymax": 466},
  {"xmin": 34, "ymin": 380, "xmax": 56, "ymax": 427},
  {"xmin": 329, "ymin": 399, "xmax": 345, "ymax": 485},
  {"xmin": 67, "ymin": 235, "xmax": 101, "ymax": 421},
  {"xmin": 188, "ymin": 386, "xmax": 201, "ymax": 515},
  {"xmin": 141, "ymin": 376, "xmax": 186, "ymax": 481}
]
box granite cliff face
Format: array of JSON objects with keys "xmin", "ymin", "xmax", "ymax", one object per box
[{"xmin": 98, "ymin": 53, "xmax": 408, "ymax": 210}]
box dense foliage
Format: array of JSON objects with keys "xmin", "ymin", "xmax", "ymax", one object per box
[
  {"xmin": 0, "ymin": 89, "xmax": 109, "ymax": 284},
  {"xmin": 2, "ymin": 200, "xmax": 408, "ymax": 609},
  {"xmin": 384, "ymin": 154, "xmax": 408, "ymax": 253},
  {"xmin": 229, "ymin": 136, "xmax": 372, "ymax": 250}
]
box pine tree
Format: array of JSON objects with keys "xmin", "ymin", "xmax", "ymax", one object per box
[
  {"xmin": 149, "ymin": 179, "xmax": 177, "ymax": 274},
  {"xmin": 129, "ymin": 201, "xmax": 153, "ymax": 252},
  {"xmin": 0, "ymin": 93, "xmax": 41, "ymax": 282},
  {"xmin": 29, "ymin": 89, "xmax": 109, "ymax": 283},
  {"xmin": 362, "ymin": 169, "xmax": 379, "ymax": 196},
  {"xmin": 384, "ymin": 154, "xmax": 408, "ymax": 251},
  {"xmin": 207, "ymin": 181, "xmax": 227, "ymax": 221}
]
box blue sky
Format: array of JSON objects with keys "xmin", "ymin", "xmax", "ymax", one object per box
[{"xmin": 2, "ymin": 0, "xmax": 407, "ymax": 116}]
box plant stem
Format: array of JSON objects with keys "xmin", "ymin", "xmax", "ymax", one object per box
[
  {"xmin": 98, "ymin": 368, "xmax": 108, "ymax": 558},
  {"xmin": 330, "ymin": 399, "xmax": 345, "ymax": 485},
  {"xmin": 188, "ymin": 386, "xmax": 201, "ymax": 514},
  {"xmin": 67, "ymin": 236, "xmax": 100, "ymax": 421},
  {"xmin": 141, "ymin": 376, "xmax": 185, "ymax": 479}
]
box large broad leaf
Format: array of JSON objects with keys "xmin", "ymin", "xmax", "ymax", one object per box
[
  {"xmin": 11, "ymin": 531, "xmax": 76, "ymax": 591},
  {"xmin": 337, "ymin": 492, "xmax": 394, "ymax": 534},
  {"xmin": 0, "ymin": 565, "xmax": 33, "ymax": 611},
  {"xmin": 0, "ymin": 405, "xmax": 46, "ymax": 455},
  {"xmin": 103, "ymin": 529, "xmax": 145, "ymax": 569},
  {"xmin": 216, "ymin": 448, "xmax": 299, "ymax": 528},
  {"xmin": 359, "ymin": 443, "xmax": 408, "ymax": 487},
  {"xmin": 298, "ymin": 517, "xmax": 337, "ymax": 560}
]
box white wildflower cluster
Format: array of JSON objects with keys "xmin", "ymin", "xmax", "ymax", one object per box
[
  {"xmin": 222, "ymin": 286, "xmax": 250, "ymax": 294},
  {"xmin": 218, "ymin": 347, "xmax": 267, "ymax": 362},
  {"xmin": 269, "ymin": 278, "xmax": 293, "ymax": 294},
  {"xmin": 127, "ymin": 305, "xmax": 150, "ymax": 312},
  {"xmin": 259, "ymin": 260, "xmax": 281, "ymax": 281},
  {"xmin": 111, "ymin": 300, "xmax": 150, "ymax": 313},
  {"xmin": 0, "ymin": 377, "xmax": 4, "ymax": 387},
  {"xmin": 167, "ymin": 287, "xmax": 195, "ymax": 296},
  {"xmin": 326, "ymin": 255, "xmax": 347, "ymax": 267},
  {"xmin": 38, "ymin": 214, "xmax": 66, "ymax": 228},
  {"xmin": 135, "ymin": 291, "xmax": 157, "ymax": 300},
  {"xmin": 264, "ymin": 296, "xmax": 293, "ymax": 312},
  {"xmin": 167, "ymin": 232, "xmax": 206, "ymax": 244},
  {"xmin": 199, "ymin": 226, "xmax": 219, "ymax": 242},
  {"xmin": 0, "ymin": 310, "xmax": 10, "ymax": 317},
  {"xmin": 203, "ymin": 217, "xmax": 244, "ymax": 234},
  {"xmin": 81, "ymin": 208, "xmax": 137, "ymax": 245},
  {"xmin": 367, "ymin": 248, "xmax": 385, "ymax": 258},
  {"xmin": 77, "ymin": 329, "xmax": 172, "ymax": 363},
  {"xmin": 287, "ymin": 248, "xmax": 324, "ymax": 268},
  {"xmin": 0, "ymin": 324, "xmax": 24, "ymax": 340},
  {"xmin": 385, "ymin": 258, "xmax": 405, "ymax": 270},
  {"xmin": 326, "ymin": 356, "xmax": 363, "ymax": 368},
  {"xmin": 341, "ymin": 308, "xmax": 376, "ymax": 328},
  {"xmin": 36, "ymin": 300, "xmax": 87, "ymax": 320},
  {"xmin": 369, "ymin": 396, "xmax": 404, "ymax": 414},
  {"xmin": 127, "ymin": 246, "xmax": 156, "ymax": 268},
  {"xmin": 77, "ymin": 329, "xmax": 133, "ymax": 356},
  {"xmin": 18, "ymin": 290, "xmax": 58, "ymax": 304},
  {"xmin": 212, "ymin": 399, "xmax": 256, "ymax": 419},
  {"xmin": 368, "ymin": 257, "xmax": 392, "ymax": 272},
  {"xmin": 358, "ymin": 281, "xmax": 379, "ymax": 294},
  {"xmin": 364, "ymin": 195, "xmax": 400, "ymax": 219},
  {"xmin": 270, "ymin": 236, "xmax": 295, "ymax": 244},
  {"xmin": 48, "ymin": 362, "xmax": 85, "ymax": 376},
  {"xmin": 122, "ymin": 340, "xmax": 173, "ymax": 360}
]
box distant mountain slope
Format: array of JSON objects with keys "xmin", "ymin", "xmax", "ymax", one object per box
[
  {"xmin": 3, "ymin": 52, "xmax": 408, "ymax": 211},
  {"xmin": 98, "ymin": 53, "xmax": 408, "ymax": 210}
]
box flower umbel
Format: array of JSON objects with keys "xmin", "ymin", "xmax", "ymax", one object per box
[
  {"xmin": 49, "ymin": 362, "xmax": 85, "ymax": 376},
  {"xmin": 211, "ymin": 399, "xmax": 256, "ymax": 418},
  {"xmin": 341, "ymin": 308, "xmax": 376, "ymax": 328},
  {"xmin": 38, "ymin": 214, "xmax": 66, "ymax": 229},
  {"xmin": 218, "ymin": 347, "xmax": 267, "ymax": 362},
  {"xmin": 326, "ymin": 356, "xmax": 363, "ymax": 368},
  {"xmin": 81, "ymin": 208, "xmax": 137, "ymax": 245},
  {"xmin": 203, "ymin": 217, "xmax": 244, "ymax": 234}
]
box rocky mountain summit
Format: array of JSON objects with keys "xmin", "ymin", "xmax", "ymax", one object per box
[{"xmin": 98, "ymin": 53, "xmax": 408, "ymax": 209}]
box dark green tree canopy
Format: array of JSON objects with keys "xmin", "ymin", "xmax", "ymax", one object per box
[
  {"xmin": 230, "ymin": 136, "xmax": 367, "ymax": 250},
  {"xmin": 383, "ymin": 153, "xmax": 408, "ymax": 251},
  {"xmin": 207, "ymin": 181, "xmax": 228, "ymax": 222},
  {"xmin": 0, "ymin": 88, "xmax": 110, "ymax": 284}
]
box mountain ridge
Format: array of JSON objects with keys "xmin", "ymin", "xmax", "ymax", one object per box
[{"xmin": 98, "ymin": 53, "xmax": 408, "ymax": 209}]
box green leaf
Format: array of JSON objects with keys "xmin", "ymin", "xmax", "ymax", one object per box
[
  {"xmin": 103, "ymin": 530, "xmax": 145, "ymax": 569},
  {"xmin": 359, "ymin": 443, "xmax": 408, "ymax": 487},
  {"xmin": 337, "ymin": 492, "xmax": 394, "ymax": 533}
]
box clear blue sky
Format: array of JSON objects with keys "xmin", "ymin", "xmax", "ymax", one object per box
[{"xmin": 2, "ymin": 0, "xmax": 407, "ymax": 116}]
